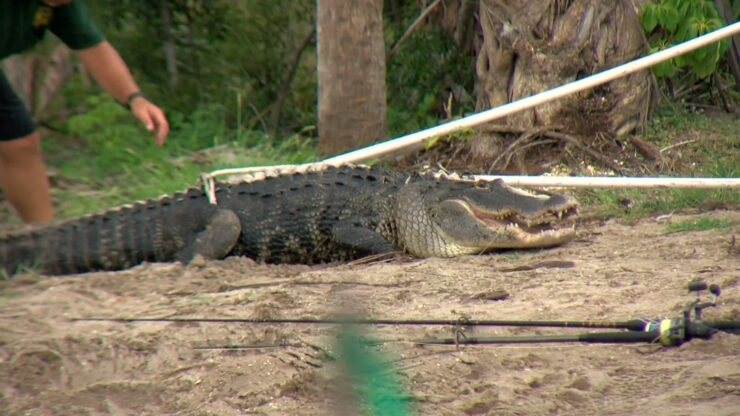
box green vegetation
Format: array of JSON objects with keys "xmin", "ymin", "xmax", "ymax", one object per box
[
  {"xmin": 43, "ymin": 91, "xmax": 317, "ymax": 217},
  {"xmin": 385, "ymin": 27, "xmax": 476, "ymax": 136},
  {"xmin": 580, "ymin": 105, "xmax": 739, "ymax": 219},
  {"xmin": 664, "ymin": 217, "xmax": 738, "ymax": 233},
  {"xmin": 642, "ymin": 0, "xmax": 732, "ymax": 78},
  {"xmin": 85, "ymin": 0, "xmax": 317, "ymax": 134},
  {"xmin": 582, "ymin": 184, "xmax": 738, "ymax": 220}
]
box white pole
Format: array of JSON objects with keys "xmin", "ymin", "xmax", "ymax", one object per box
[
  {"xmin": 322, "ymin": 22, "xmax": 740, "ymax": 165},
  {"xmin": 467, "ymin": 175, "xmax": 740, "ymax": 188}
]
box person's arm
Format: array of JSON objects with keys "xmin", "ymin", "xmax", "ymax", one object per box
[{"xmin": 75, "ymin": 41, "xmax": 169, "ymax": 146}]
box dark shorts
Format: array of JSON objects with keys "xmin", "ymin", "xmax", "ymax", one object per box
[{"xmin": 0, "ymin": 70, "xmax": 37, "ymax": 141}]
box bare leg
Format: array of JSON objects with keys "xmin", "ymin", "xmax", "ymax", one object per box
[{"xmin": 0, "ymin": 131, "xmax": 54, "ymax": 223}]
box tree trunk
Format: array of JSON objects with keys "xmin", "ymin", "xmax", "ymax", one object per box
[
  {"xmin": 159, "ymin": 0, "xmax": 178, "ymax": 87},
  {"xmin": 317, "ymin": 0, "xmax": 388, "ymax": 157},
  {"xmin": 474, "ymin": 0, "xmax": 651, "ymax": 170},
  {"xmin": 714, "ymin": 0, "xmax": 740, "ymax": 93}
]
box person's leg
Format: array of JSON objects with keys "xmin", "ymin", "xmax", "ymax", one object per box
[
  {"xmin": 0, "ymin": 131, "xmax": 54, "ymax": 223},
  {"xmin": 0, "ymin": 70, "xmax": 54, "ymax": 223}
]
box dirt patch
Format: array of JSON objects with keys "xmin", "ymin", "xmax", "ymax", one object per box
[{"xmin": 1, "ymin": 210, "xmax": 738, "ymax": 415}]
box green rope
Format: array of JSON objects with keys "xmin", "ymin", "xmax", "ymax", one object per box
[{"xmin": 337, "ymin": 326, "xmax": 414, "ymax": 416}]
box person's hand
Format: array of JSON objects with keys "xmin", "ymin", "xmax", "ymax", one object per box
[{"xmin": 130, "ymin": 97, "xmax": 170, "ymax": 146}]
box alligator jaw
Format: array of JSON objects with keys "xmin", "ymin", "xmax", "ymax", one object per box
[
  {"xmin": 469, "ymin": 202, "xmax": 578, "ymax": 248},
  {"xmin": 431, "ymin": 195, "xmax": 578, "ymax": 255},
  {"xmin": 487, "ymin": 220, "xmax": 576, "ymax": 249}
]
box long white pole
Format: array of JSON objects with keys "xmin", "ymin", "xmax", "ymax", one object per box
[
  {"xmin": 322, "ymin": 22, "xmax": 740, "ymax": 165},
  {"xmin": 468, "ymin": 175, "xmax": 740, "ymax": 188}
]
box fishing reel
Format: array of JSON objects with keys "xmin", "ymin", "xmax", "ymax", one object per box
[
  {"xmin": 686, "ymin": 280, "xmax": 722, "ymax": 319},
  {"xmin": 643, "ymin": 281, "xmax": 723, "ymax": 347}
]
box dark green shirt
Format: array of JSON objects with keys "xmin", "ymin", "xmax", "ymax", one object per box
[{"xmin": 0, "ymin": 0, "xmax": 104, "ymax": 59}]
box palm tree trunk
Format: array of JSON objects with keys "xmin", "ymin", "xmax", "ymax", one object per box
[
  {"xmin": 474, "ymin": 0, "xmax": 651, "ymax": 168},
  {"xmin": 317, "ymin": 0, "xmax": 388, "ymax": 156}
]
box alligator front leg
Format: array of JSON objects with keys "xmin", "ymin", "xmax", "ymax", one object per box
[
  {"xmin": 331, "ymin": 220, "xmax": 394, "ymax": 256},
  {"xmin": 176, "ymin": 209, "xmax": 242, "ymax": 263}
]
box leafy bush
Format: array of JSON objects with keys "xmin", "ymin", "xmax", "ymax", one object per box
[
  {"xmin": 85, "ymin": 0, "xmax": 317, "ymax": 137},
  {"xmin": 385, "ymin": 23, "xmax": 476, "ymax": 137},
  {"xmin": 642, "ymin": 0, "xmax": 730, "ymax": 78}
]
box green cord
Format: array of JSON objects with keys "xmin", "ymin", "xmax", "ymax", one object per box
[{"xmin": 337, "ymin": 326, "xmax": 414, "ymax": 416}]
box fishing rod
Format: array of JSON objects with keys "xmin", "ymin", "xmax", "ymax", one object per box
[
  {"xmin": 72, "ymin": 282, "xmax": 738, "ymax": 416},
  {"xmin": 75, "ymin": 315, "xmax": 654, "ymax": 330},
  {"xmin": 417, "ymin": 281, "xmax": 739, "ymax": 347},
  {"xmin": 74, "ymin": 281, "xmax": 739, "ymax": 348}
]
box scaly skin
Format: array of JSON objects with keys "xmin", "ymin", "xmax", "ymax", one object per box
[{"xmin": 0, "ymin": 166, "xmax": 578, "ymax": 276}]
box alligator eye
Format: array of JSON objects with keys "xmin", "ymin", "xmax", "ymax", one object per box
[{"xmin": 474, "ymin": 179, "xmax": 488, "ymax": 189}]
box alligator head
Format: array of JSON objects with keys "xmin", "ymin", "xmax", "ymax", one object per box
[{"xmin": 394, "ymin": 178, "xmax": 578, "ymax": 257}]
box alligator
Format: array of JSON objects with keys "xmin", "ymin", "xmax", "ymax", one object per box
[{"xmin": 0, "ymin": 166, "xmax": 578, "ymax": 276}]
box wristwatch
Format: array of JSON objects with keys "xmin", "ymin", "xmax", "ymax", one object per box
[{"xmin": 125, "ymin": 91, "xmax": 148, "ymax": 110}]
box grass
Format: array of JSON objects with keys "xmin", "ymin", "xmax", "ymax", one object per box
[
  {"xmin": 38, "ymin": 94, "xmax": 317, "ymax": 219},
  {"xmin": 579, "ymin": 106, "xmax": 740, "ymax": 219},
  {"xmin": 581, "ymin": 184, "xmax": 739, "ymax": 220},
  {"xmin": 664, "ymin": 217, "xmax": 738, "ymax": 234},
  {"xmin": 49, "ymin": 138, "xmax": 316, "ymax": 218}
]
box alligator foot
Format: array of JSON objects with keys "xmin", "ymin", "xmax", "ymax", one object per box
[
  {"xmin": 176, "ymin": 209, "xmax": 241, "ymax": 263},
  {"xmin": 331, "ymin": 220, "xmax": 394, "ymax": 256}
]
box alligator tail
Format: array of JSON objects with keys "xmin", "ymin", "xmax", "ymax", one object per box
[{"xmin": 0, "ymin": 203, "xmax": 173, "ymax": 277}]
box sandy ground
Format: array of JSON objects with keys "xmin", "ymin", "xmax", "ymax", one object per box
[{"xmin": 0, "ymin": 209, "xmax": 738, "ymax": 415}]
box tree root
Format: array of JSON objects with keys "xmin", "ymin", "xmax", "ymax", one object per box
[{"xmin": 481, "ymin": 125, "xmax": 632, "ymax": 175}]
